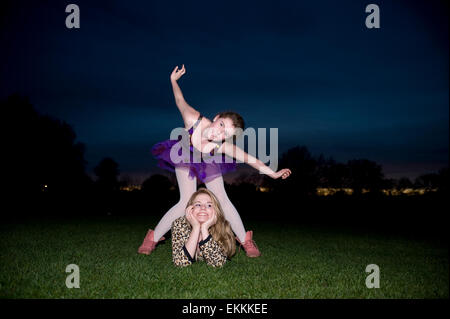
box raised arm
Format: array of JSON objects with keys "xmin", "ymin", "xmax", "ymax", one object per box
[
  {"xmin": 170, "ymin": 65, "xmax": 199, "ymax": 127},
  {"xmin": 217, "ymin": 141, "xmax": 292, "ymax": 179}
]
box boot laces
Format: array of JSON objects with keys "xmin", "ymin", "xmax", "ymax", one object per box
[{"xmin": 243, "ymin": 239, "xmax": 258, "ymax": 251}]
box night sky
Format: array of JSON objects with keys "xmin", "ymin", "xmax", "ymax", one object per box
[{"xmin": 1, "ymin": 0, "xmax": 448, "ymax": 184}]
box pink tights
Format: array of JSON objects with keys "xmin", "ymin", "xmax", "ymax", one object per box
[{"xmin": 153, "ymin": 166, "xmax": 247, "ymax": 243}]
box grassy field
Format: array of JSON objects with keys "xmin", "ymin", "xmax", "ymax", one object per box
[{"xmin": 0, "ymin": 215, "xmax": 448, "ymax": 299}]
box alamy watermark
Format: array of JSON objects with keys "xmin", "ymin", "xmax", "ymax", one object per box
[
  {"xmin": 365, "ymin": 4, "xmax": 380, "ymax": 29},
  {"xmin": 168, "ymin": 126, "xmax": 279, "ymax": 174},
  {"xmin": 65, "ymin": 4, "xmax": 80, "ymax": 29},
  {"xmin": 65, "ymin": 4, "xmax": 380, "ymax": 30},
  {"xmin": 65, "ymin": 264, "xmax": 80, "ymax": 288},
  {"xmin": 365, "ymin": 264, "xmax": 380, "ymax": 288}
]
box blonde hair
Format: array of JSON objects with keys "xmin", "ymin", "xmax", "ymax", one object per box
[{"xmin": 185, "ymin": 187, "xmax": 236, "ymax": 258}]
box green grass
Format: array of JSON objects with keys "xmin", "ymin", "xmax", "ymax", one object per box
[{"xmin": 0, "ymin": 215, "xmax": 448, "ymax": 298}]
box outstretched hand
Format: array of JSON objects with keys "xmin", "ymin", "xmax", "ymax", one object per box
[
  {"xmin": 271, "ymin": 168, "xmax": 292, "ymax": 180},
  {"xmin": 170, "ymin": 64, "xmax": 186, "ymax": 81}
]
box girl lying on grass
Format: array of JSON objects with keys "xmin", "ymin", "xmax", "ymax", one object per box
[
  {"xmin": 138, "ymin": 64, "xmax": 291, "ymax": 258},
  {"xmin": 171, "ymin": 188, "xmax": 236, "ymax": 267}
]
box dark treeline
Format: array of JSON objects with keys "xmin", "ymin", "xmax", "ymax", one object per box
[
  {"xmin": 5, "ymin": 94, "xmax": 92, "ymax": 195},
  {"xmin": 237, "ymin": 146, "xmax": 448, "ymax": 196},
  {"xmin": 5, "ymin": 94, "xmax": 448, "ymax": 239}
]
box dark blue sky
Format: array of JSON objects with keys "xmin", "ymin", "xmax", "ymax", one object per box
[{"xmin": 1, "ymin": 0, "xmax": 448, "ymax": 183}]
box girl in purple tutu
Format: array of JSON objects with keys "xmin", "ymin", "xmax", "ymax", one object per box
[{"xmin": 138, "ymin": 64, "xmax": 292, "ymax": 257}]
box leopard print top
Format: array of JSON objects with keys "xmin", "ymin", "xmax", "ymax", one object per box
[{"xmin": 171, "ymin": 216, "xmax": 227, "ymax": 268}]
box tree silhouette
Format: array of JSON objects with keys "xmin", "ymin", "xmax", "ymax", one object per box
[
  {"xmin": 398, "ymin": 177, "xmax": 413, "ymax": 189},
  {"xmin": 382, "ymin": 178, "xmax": 396, "ymax": 191},
  {"xmin": 346, "ymin": 159, "xmax": 384, "ymax": 195},
  {"xmin": 316, "ymin": 156, "xmax": 351, "ymax": 188},
  {"xmin": 94, "ymin": 157, "xmax": 120, "ymax": 193},
  {"xmin": 415, "ymin": 173, "xmax": 437, "ymax": 188},
  {"xmin": 233, "ymin": 172, "xmax": 264, "ymax": 193},
  {"xmin": 142, "ymin": 174, "xmax": 173, "ymax": 194},
  {"xmin": 436, "ymin": 167, "xmax": 449, "ymax": 195},
  {"xmin": 141, "ymin": 174, "xmax": 174, "ymax": 209},
  {"xmin": 276, "ymin": 146, "xmax": 319, "ymax": 197},
  {"xmin": 414, "ymin": 168, "xmax": 448, "ymax": 194},
  {"xmin": 4, "ymin": 94, "xmax": 91, "ymax": 195}
]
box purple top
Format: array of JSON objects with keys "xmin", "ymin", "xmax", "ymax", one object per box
[
  {"xmin": 151, "ymin": 113, "xmax": 237, "ymax": 183},
  {"xmin": 184, "ymin": 114, "xmax": 220, "ymax": 156}
]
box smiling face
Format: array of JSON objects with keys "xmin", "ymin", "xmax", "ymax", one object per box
[
  {"xmin": 191, "ymin": 193, "xmax": 215, "ymax": 224},
  {"xmin": 205, "ymin": 116, "xmax": 235, "ymax": 142}
]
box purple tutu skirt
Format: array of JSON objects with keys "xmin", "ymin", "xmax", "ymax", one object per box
[{"xmin": 151, "ymin": 139, "xmax": 237, "ymax": 183}]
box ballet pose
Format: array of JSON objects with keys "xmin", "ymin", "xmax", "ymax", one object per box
[{"xmin": 138, "ymin": 64, "xmax": 292, "ymax": 257}]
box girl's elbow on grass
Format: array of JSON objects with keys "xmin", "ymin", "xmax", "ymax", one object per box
[
  {"xmin": 173, "ymin": 258, "xmax": 192, "ymax": 268},
  {"xmin": 208, "ymin": 260, "xmax": 226, "ymax": 268},
  {"xmin": 174, "ymin": 262, "xmax": 191, "ymax": 268},
  {"xmin": 204, "ymin": 253, "xmax": 227, "ymax": 268}
]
